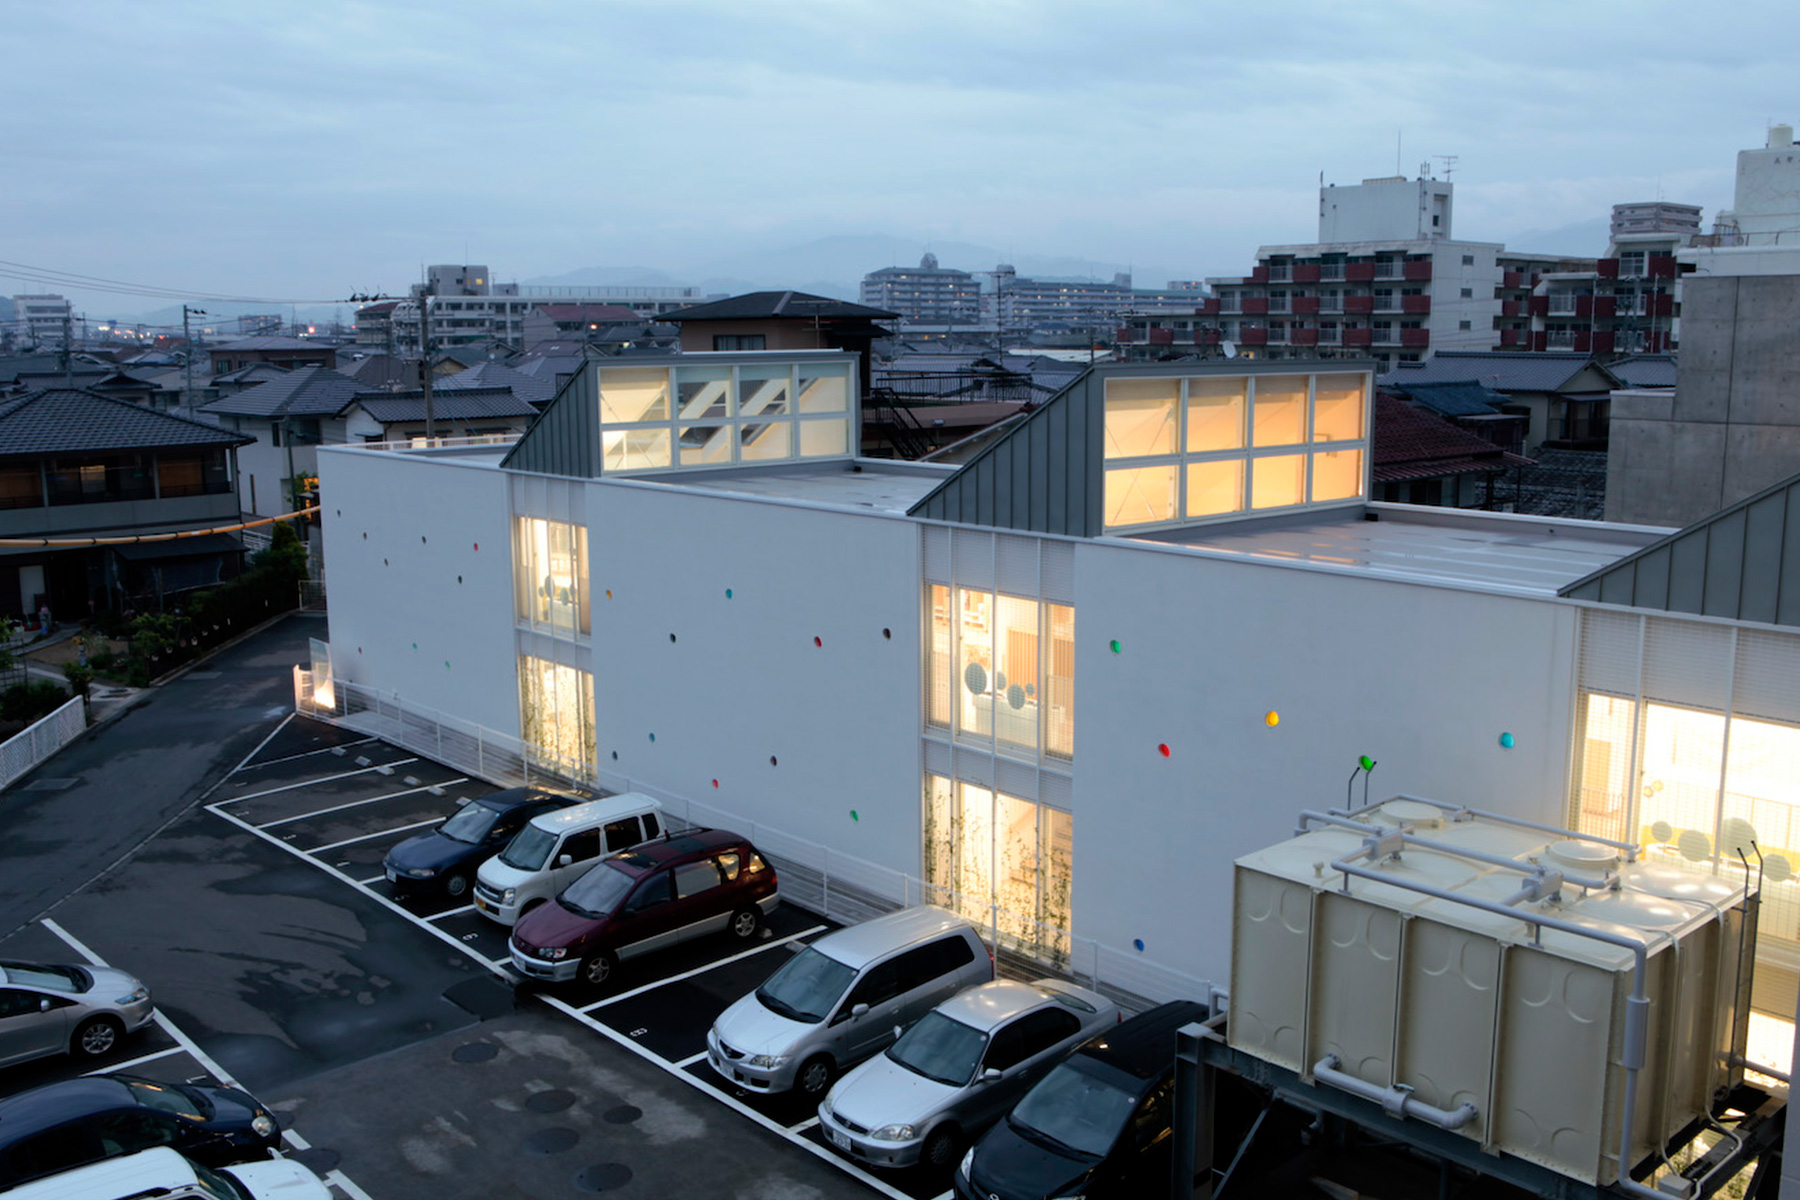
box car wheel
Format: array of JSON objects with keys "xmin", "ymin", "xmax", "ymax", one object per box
[
  {"xmin": 922, "ymin": 1125, "xmax": 961, "ymax": 1171},
  {"xmin": 580, "ymin": 953, "xmax": 616, "ymax": 987},
  {"xmin": 72, "ymin": 1016, "xmax": 122, "ymax": 1059},
  {"xmin": 444, "ymin": 873, "xmax": 470, "ymax": 899},
  {"xmin": 796, "ymin": 1054, "xmax": 834, "ymax": 1099},
  {"xmin": 729, "ymin": 906, "xmax": 762, "ymax": 941}
]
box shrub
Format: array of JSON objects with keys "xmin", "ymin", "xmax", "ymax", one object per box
[
  {"xmin": 0, "ymin": 680, "xmax": 71, "ymax": 723},
  {"xmin": 62, "ymin": 662, "xmax": 93, "ymax": 700}
]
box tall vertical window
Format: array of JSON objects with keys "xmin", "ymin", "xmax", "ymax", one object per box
[
  {"xmin": 519, "ymin": 656, "xmax": 594, "ymax": 775},
  {"xmin": 515, "ymin": 518, "xmax": 590, "ymax": 639},
  {"xmin": 923, "ymin": 776, "xmax": 1073, "ymax": 964},
  {"xmin": 936, "ymin": 586, "xmax": 1073, "ymax": 761}
]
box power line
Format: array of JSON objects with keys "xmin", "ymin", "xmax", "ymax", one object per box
[{"xmin": 0, "ymin": 258, "xmax": 351, "ymax": 306}]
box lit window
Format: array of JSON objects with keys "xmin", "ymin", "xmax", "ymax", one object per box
[
  {"xmin": 1186, "ymin": 377, "xmax": 1245, "ymax": 453},
  {"xmin": 1103, "ymin": 378, "xmax": 1178, "ymax": 458},
  {"xmin": 1185, "ymin": 460, "xmax": 1244, "ymax": 517},
  {"xmin": 1311, "ymin": 448, "xmax": 1363, "ymax": 501},
  {"xmin": 1105, "ymin": 464, "xmax": 1177, "ymax": 526},
  {"xmin": 1252, "ymin": 377, "xmax": 1308, "ymax": 446},
  {"xmin": 518, "ymin": 656, "xmax": 594, "ymax": 773},
  {"xmin": 599, "ymin": 368, "xmax": 668, "ymax": 423},
  {"xmin": 1250, "ymin": 454, "xmax": 1306, "ymax": 509},
  {"xmin": 515, "ymin": 518, "xmax": 590, "ymax": 638},
  {"xmin": 1312, "ymin": 374, "xmax": 1365, "ymax": 441}
]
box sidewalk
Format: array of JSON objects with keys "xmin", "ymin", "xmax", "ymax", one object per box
[{"xmin": 17, "ymin": 627, "xmax": 144, "ymax": 724}]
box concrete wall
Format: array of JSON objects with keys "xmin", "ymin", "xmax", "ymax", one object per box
[
  {"xmin": 1069, "ymin": 539, "xmax": 1579, "ymax": 985},
  {"xmin": 1424, "ymin": 243, "xmax": 1501, "ymax": 354},
  {"xmin": 320, "ymin": 447, "xmax": 521, "ymax": 735},
  {"xmin": 1319, "ymin": 178, "xmax": 1453, "ymax": 242},
  {"xmin": 1607, "ymin": 273, "xmax": 1800, "ymax": 527}
]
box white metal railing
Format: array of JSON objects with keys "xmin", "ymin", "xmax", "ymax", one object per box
[
  {"xmin": 1219, "ymin": 300, "xmax": 1242, "ymax": 314},
  {"xmin": 0, "ymin": 696, "xmax": 85, "ymax": 791},
  {"xmin": 1614, "ymin": 297, "xmax": 1645, "ymax": 315},
  {"xmin": 1374, "ymin": 262, "xmax": 1403, "ymax": 279},
  {"xmin": 294, "ymin": 671, "xmax": 1211, "ymax": 1009},
  {"xmin": 1549, "ymin": 298, "xmax": 1580, "ymax": 316},
  {"xmin": 1267, "ymin": 298, "xmax": 1291, "ymax": 314},
  {"xmin": 353, "ymin": 432, "xmax": 523, "ymax": 454},
  {"xmin": 1317, "ymin": 330, "xmax": 1343, "ymax": 345},
  {"xmin": 1547, "ymin": 331, "xmax": 1577, "ymax": 349},
  {"xmin": 1265, "ymin": 265, "xmax": 1292, "ymax": 282}
]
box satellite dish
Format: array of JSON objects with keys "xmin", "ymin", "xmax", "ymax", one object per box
[{"xmin": 1221, "ymin": 341, "xmax": 1238, "ymax": 359}]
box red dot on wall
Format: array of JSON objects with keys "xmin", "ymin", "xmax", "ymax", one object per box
[
  {"xmin": 711, "ymin": 779, "xmax": 719, "ymax": 789},
  {"xmin": 813, "ymin": 636, "xmax": 823, "ymax": 647},
  {"xmin": 1158, "ymin": 743, "xmax": 1171, "ymax": 758},
  {"xmin": 472, "ymin": 543, "xmax": 479, "ymax": 551}
]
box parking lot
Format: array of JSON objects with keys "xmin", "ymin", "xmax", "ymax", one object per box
[{"xmin": 201, "ymin": 712, "xmax": 960, "ymax": 1200}]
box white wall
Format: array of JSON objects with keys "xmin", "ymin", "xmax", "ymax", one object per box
[
  {"xmin": 1426, "ymin": 243, "xmax": 1502, "ymax": 354},
  {"xmin": 585, "ymin": 481, "xmax": 927, "ymax": 880},
  {"xmin": 1319, "ymin": 178, "xmax": 1454, "ymax": 242},
  {"xmin": 1068, "ymin": 539, "xmax": 1579, "ymax": 988},
  {"xmin": 319, "ymin": 447, "xmax": 521, "ymax": 735}
]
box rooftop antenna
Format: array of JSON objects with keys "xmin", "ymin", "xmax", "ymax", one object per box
[
  {"xmin": 1396, "ymin": 129, "xmax": 1402, "ymax": 176},
  {"xmin": 1431, "ymin": 154, "xmax": 1459, "ymax": 181}
]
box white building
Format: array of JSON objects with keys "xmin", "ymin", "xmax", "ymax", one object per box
[
  {"xmin": 316, "ymin": 350, "xmax": 1800, "ymax": 1088},
  {"xmin": 1714, "ymin": 123, "xmax": 1800, "ymax": 244},
  {"xmin": 10, "ymin": 294, "xmax": 72, "ymax": 347}
]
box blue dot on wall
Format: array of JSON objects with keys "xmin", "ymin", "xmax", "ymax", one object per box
[
  {"xmin": 1499, "ymin": 731, "xmax": 1516, "ymax": 750},
  {"xmin": 1132, "ymin": 938, "xmax": 1145, "ymax": 953}
]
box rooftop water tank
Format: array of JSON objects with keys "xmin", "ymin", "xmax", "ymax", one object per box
[{"xmin": 1229, "ymin": 797, "xmax": 1754, "ymax": 1189}]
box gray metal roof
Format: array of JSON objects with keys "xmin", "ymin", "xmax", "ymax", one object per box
[
  {"xmin": 202, "ymin": 366, "xmax": 366, "ymax": 418},
  {"xmin": 1383, "ymin": 380, "xmax": 1507, "ymax": 417},
  {"xmin": 435, "ymin": 360, "xmax": 556, "ymax": 406},
  {"xmin": 660, "ymin": 291, "xmax": 897, "ymax": 323},
  {"xmin": 501, "ymin": 366, "xmax": 597, "ymax": 476},
  {"xmin": 0, "ymin": 388, "xmax": 252, "ymax": 455},
  {"xmin": 1382, "ymin": 351, "xmax": 1623, "ymax": 393},
  {"xmin": 347, "ymin": 387, "xmax": 537, "ymax": 422},
  {"xmin": 1607, "ymin": 354, "xmax": 1678, "ymax": 389},
  {"xmin": 1560, "ymin": 470, "xmax": 1800, "ymax": 627}
]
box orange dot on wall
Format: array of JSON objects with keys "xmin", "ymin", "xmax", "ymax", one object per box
[{"xmin": 1158, "ymin": 743, "xmax": 1171, "ymax": 757}]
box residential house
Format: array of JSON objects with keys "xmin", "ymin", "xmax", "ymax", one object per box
[{"xmin": 210, "ymin": 336, "xmax": 335, "ymax": 375}]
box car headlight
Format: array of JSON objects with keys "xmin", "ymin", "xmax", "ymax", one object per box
[
  {"xmin": 406, "ymin": 867, "xmax": 436, "ymax": 878},
  {"xmin": 500, "ymin": 888, "xmax": 516, "ymax": 903},
  {"xmin": 542, "ymin": 947, "xmax": 568, "ymax": 960},
  {"xmin": 958, "ymin": 1147, "xmax": 974, "ymax": 1179},
  {"xmin": 745, "ymin": 1053, "xmax": 789, "ymax": 1069},
  {"xmin": 251, "ymin": 1114, "xmax": 278, "ymax": 1139},
  {"xmin": 871, "ymin": 1123, "xmax": 916, "ymax": 1142},
  {"xmin": 116, "ymin": 986, "xmax": 149, "ymax": 1005}
]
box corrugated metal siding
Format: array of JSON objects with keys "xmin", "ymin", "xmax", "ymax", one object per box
[
  {"xmin": 1561, "ymin": 472, "xmax": 1800, "ymax": 629},
  {"xmin": 500, "ymin": 366, "xmax": 599, "ymax": 478}
]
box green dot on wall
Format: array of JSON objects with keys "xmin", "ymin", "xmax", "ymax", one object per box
[
  {"xmin": 850, "ymin": 809, "xmax": 859, "ymax": 822},
  {"xmin": 1109, "ymin": 639, "xmax": 1122, "ymax": 654},
  {"xmin": 444, "ymin": 661, "xmax": 450, "ymax": 669}
]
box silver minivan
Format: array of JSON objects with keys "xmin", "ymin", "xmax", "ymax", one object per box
[
  {"xmin": 474, "ymin": 793, "xmax": 664, "ymax": 926},
  {"xmin": 707, "ymin": 906, "xmax": 991, "ymax": 1099}
]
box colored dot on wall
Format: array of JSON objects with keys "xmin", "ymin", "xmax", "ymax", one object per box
[
  {"xmin": 813, "ymin": 636, "xmax": 823, "ymax": 648},
  {"xmin": 472, "ymin": 543, "xmax": 479, "ymax": 551},
  {"xmin": 711, "ymin": 779, "xmax": 719, "ymax": 789},
  {"xmin": 882, "ymin": 628, "xmax": 891, "ymax": 639},
  {"xmin": 1132, "ymin": 938, "xmax": 1146, "ymax": 953},
  {"xmin": 669, "ymin": 633, "xmax": 677, "ymax": 643},
  {"xmin": 725, "ymin": 588, "xmax": 733, "ymax": 599},
  {"xmin": 1265, "ymin": 711, "xmax": 1280, "ymax": 727},
  {"xmin": 611, "ymin": 751, "xmax": 618, "ymax": 761},
  {"xmin": 648, "ymin": 732, "xmax": 656, "ymax": 742},
  {"xmin": 770, "ymin": 755, "xmax": 779, "ymax": 767},
  {"xmin": 850, "ymin": 810, "xmax": 859, "ymax": 822},
  {"xmin": 411, "ymin": 642, "xmax": 417, "ymax": 651},
  {"xmin": 444, "ymin": 661, "xmax": 450, "ymax": 669},
  {"xmin": 1109, "ymin": 639, "xmax": 1122, "ymax": 654},
  {"xmin": 1158, "ymin": 743, "xmax": 1171, "ymax": 758},
  {"xmin": 1499, "ymin": 731, "xmax": 1516, "ymax": 749},
  {"xmin": 605, "ymin": 589, "xmax": 613, "ymax": 599}
]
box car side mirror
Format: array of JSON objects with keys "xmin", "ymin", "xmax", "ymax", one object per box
[
  {"xmin": 557, "ymin": 854, "xmax": 572, "ymax": 867},
  {"xmin": 893, "ymin": 1025, "xmax": 904, "ymax": 1041},
  {"xmin": 39, "ymin": 997, "xmax": 52, "ymax": 1013},
  {"xmin": 980, "ymin": 1068, "xmax": 1001, "ymax": 1082},
  {"xmin": 850, "ymin": 1003, "xmax": 869, "ymax": 1018}
]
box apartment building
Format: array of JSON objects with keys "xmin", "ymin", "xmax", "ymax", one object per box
[
  {"xmin": 10, "ymin": 294, "xmax": 72, "ymax": 348},
  {"xmin": 861, "ymin": 254, "xmax": 983, "ymax": 326}
]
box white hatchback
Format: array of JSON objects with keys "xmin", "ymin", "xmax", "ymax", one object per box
[{"xmin": 474, "ymin": 793, "xmax": 663, "ymax": 925}]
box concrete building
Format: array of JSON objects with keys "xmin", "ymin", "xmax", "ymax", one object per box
[
  {"xmin": 1713, "ymin": 123, "xmax": 1800, "ymax": 244},
  {"xmin": 861, "ymin": 254, "xmax": 983, "ymax": 327},
  {"xmin": 10, "ymin": 294, "xmax": 72, "ymax": 348}
]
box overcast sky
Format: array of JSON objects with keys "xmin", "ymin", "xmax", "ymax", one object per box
[{"xmin": 2, "ymin": 0, "xmax": 1792, "ymax": 321}]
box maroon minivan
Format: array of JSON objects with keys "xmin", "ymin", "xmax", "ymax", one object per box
[{"xmin": 509, "ymin": 828, "xmax": 779, "ymax": 986}]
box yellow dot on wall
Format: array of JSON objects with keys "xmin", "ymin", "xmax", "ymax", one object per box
[{"xmin": 1265, "ymin": 711, "xmax": 1280, "ymax": 727}]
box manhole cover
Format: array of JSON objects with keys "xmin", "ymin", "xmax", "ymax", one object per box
[
  {"xmin": 572, "ymin": 1163, "xmax": 632, "ymax": 1192},
  {"xmin": 288, "ymin": 1147, "xmax": 340, "ymax": 1173},
  {"xmin": 523, "ymin": 1127, "xmax": 578, "ymax": 1157},
  {"xmin": 525, "ymin": 1089, "xmax": 576, "ymax": 1114},
  {"xmin": 450, "ymin": 1041, "xmax": 497, "ymax": 1064},
  {"xmin": 601, "ymin": 1105, "xmax": 642, "ymax": 1125},
  {"xmin": 24, "ymin": 778, "xmax": 76, "ymax": 791}
]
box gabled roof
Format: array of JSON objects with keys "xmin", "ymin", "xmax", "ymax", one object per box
[
  {"xmin": 660, "ymin": 291, "xmax": 898, "ymax": 323},
  {"xmin": 1607, "ymin": 353, "xmax": 1678, "ymax": 389},
  {"xmin": 434, "ymin": 360, "xmax": 556, "ymax": 406},
  {"xmin": 0, "ymin": 388, "xmax": 252, "ymax": 455},
  {"xmin": 1382, "ymin": 351, "xmax": 1623, "ymax": 393},
  {"xmin": 347, "ymin": 386, "xmax": 537, "ymax": 422},
  {"xmin": 0, "ymin": 354, "xmax": 67, "ymax": 384},
  {"xmin": 534, "ymin": 303, "xmax": 641, "ymax": 323},
  {"xmin": 1560, "ymin": 469, "xmax": 1800, "ymax": 627},
  {"xmin": 202, "ymin": 365, "xmax": 366, "ymax": 418},
  {"xmin": 1383, "ymin": 380, "xmax": 1508, "ymax": 418},
  {"xmin": 1372, "ymin": 393, "xmax": 1529, "ymax": 483},
  {"xmin": 210, "ymin": 335, "xmax": 328, "ymax": 352},
  {"xmin": 340, "ymin": 354, "xmax": 413, "ymax": 387}
]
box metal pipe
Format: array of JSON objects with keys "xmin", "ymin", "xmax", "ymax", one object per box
[
  {"xmin": 1728, "ymin": 1054, "xmax": 1791, "ymax": 1084},
  {"xmin": 1387, "ymin": 792, "xmax": 1640, "ymax": 860},
  {"xmin": 1312, "ymin": 1054, "xmax": 1478, "ymax": 1131},
  {"xmin": 1295, "ymin": 810, "xmax": 1384, "ymax": 838},
  {"xmin": 1397, "ymin": 832, "xmax": 1616, "ymax": 892}
]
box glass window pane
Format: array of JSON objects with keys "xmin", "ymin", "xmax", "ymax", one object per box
[
  {"xmin": 675, "ymin": 366, "xmax": 732, "ymax": 420},
  {"xmin": 739, "ymin": 366, "xmax": 791, "ymax": 419},
  {"xmin": 1639, "ymin": 703, "xmax": 1725, "ymax": 856},
  {"xmin": 957, "ymin": 589, "xmax": 993, "ymax": 740},
  {"xmin": 599, "ymin": 368, "xmax": 669, "ymax": 423},
  {"xmin": 928, "ymin": 585, "xmax": 951, "ymax": 728},
  {"xmin": 1102, "ymin": 378, "xmax": 1178, "ymax": 459},
  {"xmin": 1045, "ymin": 605, "xmax": 1074, "ymax": 760},
  {"xmin": 1250, "ymin": 454, "xmax": 1306, "ymax": 509},
  {"xmin": 923, "ymin": 775, "xmax": 956, "ymax": 909},
  {"xmin": 1186, "ymin": 377, "xmax": 1246, "ymax": 453},
  {"xmin": 740, "ymin": 419, "xmax": 792, "ymax": 462},
  {"xmin": 519, "ymin": 656, "xmax": 594, "ymax": 774},
  {"xmin": 1105, "ymin": 465, "xmax": 1177, "ymax": 528},
  {"xmin": 1252, "ymin": 377, "xmax": 1308, "ymax": 447},
  {"xmin": 798, "ymin": 368, "xmax": 849, "ymax": 413},
  {"xmin": 993, "ymin": 595, "xmax": 1040, "ymax": 754},
  {"xmin": 1574, "ymin": 692, "xmax": 1638, "ymax": 845},
  {"xmin": 1186, "ymin": 459, "xmax": 1244, "ymax": 517},
  {"xmin": 515, "ymin": 517, "xmax": 544, "ymax": 626},
  {"xmin": 798, "ymin": 419, "xmax": 848, "ymax": 457},
  {"xmin": 678, "ymin": 423, "xmax": 733, "ymax": 466},
  {"xmin": 1311, "ymin": 448, "xmax": 1363, "ymax": 502},
  {"xmin": 602, "ymin": 428, "xmax": 671, "ymax": 472},
  {"xmin": 1312, "ymin": 373, "xmax": 1366, "ymax": 442}
]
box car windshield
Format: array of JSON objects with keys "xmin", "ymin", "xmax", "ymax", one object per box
[
  {"xmin": 0, "ymin": 962, "xmax": 88, "ymax": 992},
  {"xmin": 755, "ymin": 947, "xmax": 855, "ymax": 1024},
  {"xmin": 559, "ymin": 861, "xmax": 636, "ymax": 919},
  {"xmin": 500, "ymin": 825, "xmax": 556, "ymax": 871},
  {"xmin": 190, "ymin": 1160, "xmax": 249, "ymax": 1200},
  {"xmin": 438, "ymin": 802, "xmax": 501, "ymax": 845},
  {"xmin": 886, "ymin": 1011, "xmax": 988, "ymax": 1087},
  {"xmin": 1008, "ymin": 1060, "xmax": 1137, "ymax": 1160},
  {"xmin": 125, "ymin": 1079, "xmax": 208, "ymax": 1122}
]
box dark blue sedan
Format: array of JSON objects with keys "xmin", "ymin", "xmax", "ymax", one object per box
[{"xmin": 382, "ymin": 786, "xmax": 578, "ymax": 900}]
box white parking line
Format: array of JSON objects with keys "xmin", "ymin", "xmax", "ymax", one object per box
[
  {"xmin": 228, "ymin": 712, "xmax": 294, "ymax": 776},
  {"xmin": 304, "ymin": 817, "xmax": 439, "ymax": 854},
  {"xmin": 84, "ymin": 1045, "xmax": 186, "ymax": 1076},
  {"xmin": 214, "ymin": 759, "xmax": 420, "ymax": 806},
  {"xmin": 674, "ymin": 1050, "xmax": 708, "ymax": 1069},
  {"xmin": 790, "ymin": 1117, "xmax": 820, "ymax": 1134},
  {"xmin": 578, "ymin": 924, "xmax": 825, "ymax": 1012},
  {"xmin": 426, "ymin": 904, "xmax": 476, "ymax": 922},
  {"xmin": 239, "ymin": 737, "xmax": 378, "ymax": 771},
  {"xmin": 356, "ymin": 874, "xmax": 386, "ymax": 886},
  {"xmin": 539, "ymin": 993, "xmax": 915, "ymax": 1200},
  {"xmin": 325, "ymin": 1169, "xmax": 375, "ymax": 1200},
  {"xmin": 259, "ymin": 779, "xmax": 469, "ymax": 828}
]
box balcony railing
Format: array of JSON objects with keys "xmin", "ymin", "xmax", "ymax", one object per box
[
  {"xmin": 1374, "ymin": 262, "xmax": 1404, "ymax": 279},
  {"xmin": 1547, "ymin": 331, "xmax": 1577, "ymax": 349},
  {"xmin": 1320, "ymin": 265, "xmax": 1346, "ymax": 281},
  {"xmin": 1548, "ymin": 299, "xmax": 1579, "ymax": 316},
  {"xmin": 1316, "ymin": 329, "xmax": 1342, "ymax": 345},
  {"xmin": 1266, "ymin": 265, "xmax": 1292, "ymax": 282},
  {"xmin": 1268, "ymin": 298, "xmax": 1291, "ymax": 314}
]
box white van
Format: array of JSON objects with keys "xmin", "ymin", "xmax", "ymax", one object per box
[
  {"xmin": 474, "ymin": 792, "xmax": 665, "ymax": 925},
  {"xmin": 8, "ymin": 1146, "xmax": 330, "ymax": 1200}
]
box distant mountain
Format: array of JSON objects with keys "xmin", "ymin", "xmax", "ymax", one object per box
[{"xmin": 1499, "ymin": 216, "xmax": 1612, "ymax": 258}]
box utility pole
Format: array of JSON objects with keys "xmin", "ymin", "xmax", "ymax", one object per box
[
  {"xmin": 419, "ymin": 288, "xmax": 436, "ymax": 441},
  {"xmin": 60, "ymin": 312, "xmax": 73, "ymax": 385},
  {"xmin": 182, "ymin": 305, "xmax": 206, "ymax": 417}
]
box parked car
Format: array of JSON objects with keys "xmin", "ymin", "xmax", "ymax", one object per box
[
  {"xmin": 8, "ymin": 1146, "xmax": 330, "ymax": 1200},
  {"xmin": 819, "ymin": 977, "xmax": 1117, "ymax": 1171},
  {"xmin": 0, "ymin": 1075, "xmax": 284, "ymax": 1190},
  {"xmin": 953, "ymin": 999, "xmax": 1208, "ymax": 1200},
  {"xmin": 382, "ymin": 786, "xmax": 580, "ymax": 900},
  {"xmin": 0, "ymin": 959, "xmax": 154, "ymax": 1066},
  {"xmin": 474, "ymin": 793, "xmax": 664, "ymax": 926},
  {"xmin": 509, "ymin": 829, "xmax": 778, "ymax": 987},
  {"xmin": 708, "ymin": 905, "xmax": 992, "ymax": 1100}
]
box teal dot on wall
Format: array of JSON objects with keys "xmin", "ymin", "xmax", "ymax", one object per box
[
  {"xmin": 1499, "ymin": 731, "xmax": 1516, "ymax": 749},
  {"xmin": 1109, "ymin": 639, "xmax": 1122, "ymax": 654},
  {"xmin": 850, "ymin": 809, "xmax": 859, "ymax": 822},
  {"xmin": 411, "ymin": 643, "xmax": 417, "ymax": 651},
  {"xmin": 444, "ymin": 661, "xmax": 450, "ymax": 669},
  {"xmin": 725, "ymin": 588, "xmax": 733, "ymax": 599},
  {"xmin": 648, "ymin": 732, "xmax": 656, "ymax": 743}
]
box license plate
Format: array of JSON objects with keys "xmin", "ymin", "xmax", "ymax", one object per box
[
  {"xmin": 385, "ymin": 867, "xmax": 396, "ymax": 883},
  {"xmin": 829, "ymin": 1130, "xmax": 850, "ymax": 1152}
]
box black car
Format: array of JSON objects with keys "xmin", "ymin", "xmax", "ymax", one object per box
[
  {"xmin": 383, "ymin": 786, "xmax": 578, "ymax": 900},
  {"xmin": 0, "ymin": 1074, "xmax": 283, "ymax": 1189},
  {"xmin": 953, "ymin": 1000, "xmax": 1207, "ymax": 1200}
]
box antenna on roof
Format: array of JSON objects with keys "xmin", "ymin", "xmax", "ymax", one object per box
[{"xmin": 1221, "ymin": 341, "xmax": 1238, "ymax": 360}]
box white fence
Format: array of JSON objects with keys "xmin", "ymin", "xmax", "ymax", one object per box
[
  {"xmin": 0, "ymin": 697, "xmax": 86, "ymax": 791},
  {"xmin": 295, "ymin": 671, "xmax": 1213, "ymax": 1010}
]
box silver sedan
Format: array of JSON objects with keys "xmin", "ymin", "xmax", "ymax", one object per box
[
  {"xmin": 818, "ymin": 977, "xmax": 1117, "ymax": 1171},
  {"xmin": 0, "ymin": 960, "xmax": 155, "ymax": 1066}
]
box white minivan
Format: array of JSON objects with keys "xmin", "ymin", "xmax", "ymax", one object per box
[
  {"xmin": 474, "ymin": 793, "xmax": 664, "ymax": 926},
  {"xmin": 8, "ymin": 1146, "xmax": 330, "ymax": 1200}
]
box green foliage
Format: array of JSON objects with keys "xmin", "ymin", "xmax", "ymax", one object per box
[
  {"xmin": 88, "ymin": 646, "xmax": 116, "ymax": 672},
  {"xmin": 0, "ymin": 680, "xmax": 71, "ymax": 723},
  {"xmin": 61, "ymin": 662, "xmax": 93, "ymax": 700},
  {"xmin": 130, "ymin": 613, "xmax": 179, "ymax": 663},
  {"xmin": 251, "ymin": 521, "xmax": 309, "ymax": 581},
  {"xmin": 0, "ymin": 617, "xmax": 16, "ymax": 675}
]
